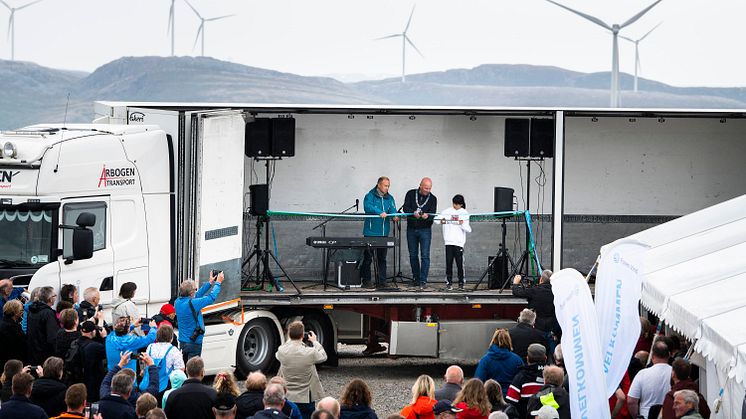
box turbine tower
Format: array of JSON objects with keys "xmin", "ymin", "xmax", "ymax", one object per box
[
  {"xmin": 545, "ymin": 0, "xmax": 663, "ymax": 107},
  {"xmin": 167, "ymin": 0, "xmax": 176, "ymax": 56},
  {"xmin": 184, "ymin": 0, "xmax": 234, "ymax": 57},
  {"xmin": 375, "ymin": 5, "xmax": 424, "ymax": 83},
  {"xmin": 620, "ymin": 22, "xmax": 662, "ymax": 92},
  {"xmin": 0, "ymin": 0, "xmax": 44, "ymax": 61}
]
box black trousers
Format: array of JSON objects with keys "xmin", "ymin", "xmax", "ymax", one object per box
[{"xmin": 445, "ymin": 245, "xmax": 464, "ymax": 285}]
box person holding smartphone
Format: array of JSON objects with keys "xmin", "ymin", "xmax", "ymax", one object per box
[{"xmin": 175, "ymin": 270, "xmax": 224, "ymax": 361}]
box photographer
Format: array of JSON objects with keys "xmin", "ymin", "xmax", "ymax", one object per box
[
  {"xmin": 275, "ymin": 320, "xmax": 327, "ymax": 419},
  {"xmin": 175, "ymin": 271, "xmax": 224, "ymax": 361},
  {"xmin": 105, "ymin": 316, "xmax": 157, "ymax": 371}
]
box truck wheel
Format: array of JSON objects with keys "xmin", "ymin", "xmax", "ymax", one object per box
[
  {"xmin": 236, "ymin": 318, "xmax": 280, "ymax": 375},
  {"xmin": 303, "ymin": 311, "xmax": 338, "ymax": 367}
]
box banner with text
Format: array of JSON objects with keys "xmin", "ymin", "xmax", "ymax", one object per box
[
  {"xmin": 596, "ymin": 239, "xmax": 649, "ymax": 398},
  {"xmin": 553, "ymin": 268, "xmax": 610, "ymax": 419}
]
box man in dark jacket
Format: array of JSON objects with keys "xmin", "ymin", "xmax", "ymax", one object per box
[
  {"xmin": 100, "ymin": 351, "xmax": 159, "ymax": 406},
  {"xmin": 509, "ymin": 309, "xmax": 547, "ymax": 360},
  {"xmin": 402, "ymin": 177, "xmax": 437, "ymax": 289},
  {"xmin": 662, "ymin": 358, "xmax": 710, "ymax": 419},
  {"xmin": 434, "ymin": 365, "xmax": 464, "ymax": 402},
  {"xmin": 253, "ymin": 383, "xmax": 290, "ymax": 419},
  {"xmin": 164, "ymin": 356, "xmax": 216, "ymax": 419},
  {"xmin": 99, "ymin": 372, "xmax": 137, "ymax": 419},
  {"xmin": 28, "ymin": 286, "xmax": 60, "ymax": 365},
  {"xmin": 511, "ymin": 271, "xmax": 558, "ymax": 334},
  {"xmin": 0, "ymin": 373, "xmax": 48, "ymax": 419},
  {"xmin": 30, "ymin": 357, "xmax": 67, "ymax": 417},
  {"xmin": 0, "ymin": 278, "xmax": 24, "ymax": 318},
  {"xmin": 236, "ymin": 371, "xmax": 268, "ymax": 418},
  {"xmin": 506, "ymin": 343, "xmax": 547, "ymax": 419},
  {"xmin": 526, "ymin": 366, "xmax": 570, "ymax": 419},
  {"xmin": 79, "ymin": 321, "xmax": 108, "ymax": 402},
  {"xmin": 0, "ymin": 299, "xmax": 27, "ymax": 366}
]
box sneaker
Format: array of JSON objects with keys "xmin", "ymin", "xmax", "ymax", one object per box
[
  {"xmin": 446, "ymin": 284, "xmax": 453, "ymax": 291},
  {"xmin": 458, "ymin": 283, "xmax": 464, "ymax": 290},
  {"xmin": 418, "ymin": 284, "xmax": 427, "ymax": 291}
]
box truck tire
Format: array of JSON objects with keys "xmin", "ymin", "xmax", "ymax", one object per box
[
  {"xmin": 236, "ymin": 318, "xmax": 280, "ymax": 376},
  {"xmin": 303, "ymin": 311, "xmax": 338, "ymax": 367}
]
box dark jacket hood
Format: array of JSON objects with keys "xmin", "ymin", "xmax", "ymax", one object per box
[
  {"xmin": 29, "ymin": 301, "xmax": 52, "ymax": 314},
  {"xmin": 486, "ymin": 344, "xmax": 516, "ymax": 361}
]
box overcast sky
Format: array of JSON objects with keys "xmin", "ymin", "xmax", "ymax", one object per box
[{"xmin": 5, "ymin": 0, "xmax": 745, "ymax": 87}]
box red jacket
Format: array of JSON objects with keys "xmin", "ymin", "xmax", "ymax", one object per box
[
  {"xmin": 454, "ymin": 402, "xmax": 488, "ymax": 419},
  {"xmin": 401, "ymin": 396, "xmax": 437, "ymax": 419},
  {"xmin": 662, "ymin": 380, "xmax": 710, "ymax": 419}
]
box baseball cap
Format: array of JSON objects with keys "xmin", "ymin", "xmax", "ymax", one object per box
[
  {"xmin": 160, "ymin": 303, "xmax": 176, "ymax": 316},
  {"xmin": 527, "ymin": 343, "xmax": 547, "ymax": 360},
  {"xmin": 530, "ymin": 405, "xmax": 559, "ymax": 419},
  {"xmin": 213, "ymin": 392, "xmax": 236, "ymax": 412},
  {"xmin": 433, "ymin": 400, "xmax": 462, "ymax": 415},
  {"xmin": 80, "ymin": 320, "xmax": 97, "ymax": 333}
]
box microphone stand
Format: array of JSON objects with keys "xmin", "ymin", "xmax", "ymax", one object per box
[{"xmin": 310, "ymin": 201, "xmax": 359, "ymax": 289}]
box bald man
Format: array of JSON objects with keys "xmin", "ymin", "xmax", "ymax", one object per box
[
  {"xmin": 402, "ymin": 178, "xmax": 438, "ymax": 289},
  {"xmin": 435, "ymin": 365, "xmax": 464, "ymax": 402},
  {"xmin": 0, "ymin": 279, "xmax": 23, "ymax": 317}
]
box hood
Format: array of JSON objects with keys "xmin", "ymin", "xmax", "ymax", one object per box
[
  {"xmin": 454, "ymin": 402, "xmax": 487, "ymax": 419},
  {"xmin": 341, "ymin": 404, "xmax": 375, "ymax": 419},
  {"xmin": 29, "ymin": 300, "xmax": 52, "ymax": 314},
  {"xmin": 369, "ymin": 186, "xmax": 390, "ymax": 199},
  {"xmin": 410, "ymin": 396, "xmax": 437, "ymax": 415},
  {"xmin": 486, "ymin": 344, "xmax": 516, "ymax": 361},
  {"xmin": 169, "ymin": 369, "xmax": 187, "ymax": 388},
  {"xmin": 110, "ymin": 296, "xmax": 128, "ymax": 307}
]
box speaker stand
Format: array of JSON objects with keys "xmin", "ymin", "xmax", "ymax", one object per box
[{"xmin": 473, "ymin": 217, "xmax": 515, "ymax": 291}]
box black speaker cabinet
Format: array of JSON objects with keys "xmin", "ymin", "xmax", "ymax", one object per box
[
  {"xmin": 337, "ymin": 261, "xmax": 362, "ymax": 288},
  {"xmin": 271, "ymin": 118, "xmax": 296, "ymax": 157},
  {"xmin": 530, "ymin": 118, "xmax": 555, "ymax": 158},
  {"xmin": 488, "ymin": 255, "xmax": 509, "ymax": 289},
  {"xmin": 504, "ymin": 118, "xmax": 530, "ymax": 157},
  {"xmin": 494, "ymin": 187, "xmax": 514, "ymax": 213},
  {"xmin": 249, "ymin": 184, "xmax": 269, "ymax": 216},
  {"xmin": 245, "ymin": 118, "xmax": 272, "ymax": 157}
]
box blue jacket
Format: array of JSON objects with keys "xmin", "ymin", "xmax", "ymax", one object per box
[
  {"xmin": 0, "ymin": 287, "xmax": 23, "ymax": 320},
  {"xmin": 474, "ymin": 344, "xmax": 524, "ymax": 396},
  {"xmin": 0, "ymin": 395, "xmax": 48, "ymax": 419},
  {"xmin": 362, "ymin": 187, "xmax": 397, "ymax": 237},
  {"xmin": 100, "ymin": 364, "xmax": 159, "ymax": 405},
  {"xmin": 21, "ymin": 300, "xmax": 32, "ymax": 333},
  {"xmin": 105, "ymin": 327, "xmax": 157, "ymax": 371},
  {"xmin": 175, "ymin": 282, "xmax": 221, "ymax": 345}
]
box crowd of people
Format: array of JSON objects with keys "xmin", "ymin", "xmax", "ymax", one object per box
[{"xmin": 0, "ymin": 267, "xmax": 710, "ymax": 419}]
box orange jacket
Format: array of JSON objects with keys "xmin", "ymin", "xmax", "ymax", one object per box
[{"xmin": 401, "ymin": 396, "xmax": 437, "ymax": 419}]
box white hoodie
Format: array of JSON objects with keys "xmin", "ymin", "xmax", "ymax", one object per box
[{"xmin": 437, "ymin": 207, "xmax": 472, "ymax": 247}]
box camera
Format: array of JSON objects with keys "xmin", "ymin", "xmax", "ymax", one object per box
[
  {"xmin": 90, "ymin": 402, "xmax": 99, "ymax": 417},
  {"xmin": 190, "ymin": 326, "xmax": 205, "ymax": 342},
  {"xmin": 130, "ymin": 353, "xmax": 141, "ymax": 361},
  {"xmin": 140, "ymin": 317, "xmax": 152, "ymax": 324}
]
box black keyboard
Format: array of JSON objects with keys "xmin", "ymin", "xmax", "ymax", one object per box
[{"xmin": 306, "ymin": 237, "xmax": 395, "ymax": 248}]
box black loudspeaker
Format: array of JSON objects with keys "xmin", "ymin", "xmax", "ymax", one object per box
[
  {"xmin": 337, "ymin": 261, "xmax": 362, "ymax": 288},
  {"xmin": 504, "ymin": 119, "xmax": 530, "ymax": 157},
  {"xmin": 271, "ymin": 118, "xmax": 296, "ymax": 157},
  {"xmin": 245, "ymin": 118, "xmax": 272, "ymax": 157},
  {"xmin": 488, "ymin": 256, "xmax": 509, "ymax": 289},
  {"xmin": 249, "ymin": 184, "xmax": 269, "ymax": 216},
  {"xmin": 494, "ymin": 187, "xmax": 514, "ymax": 213},
  {"xmin": 530, "ymin": 118, "xmax": 555, "ymax": 158}
]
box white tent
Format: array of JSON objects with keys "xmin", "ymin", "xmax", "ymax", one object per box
[{"xmin": 600, "ymin": 194, "xmax": 746, "ymax": 419}]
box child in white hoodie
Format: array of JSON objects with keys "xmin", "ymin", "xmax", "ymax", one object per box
[{"xmin": 437, "ymin": 194, "xmax": 472, "ymax": 290}]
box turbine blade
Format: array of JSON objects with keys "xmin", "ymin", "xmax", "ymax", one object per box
[
  {"xmin": 639, "ymin": 21, "xmax": 663, "ymax": 41},
  {"xmin": 545, "ymin": 0, "xmax": 611, "ymax": 31},
  {"xmin": 167, "ymin": 1, "xmax": 174, "ymax": 35},
  {"xmin": 0, "ymin": 0, "xmax": 11, "ymax": 11},
  {"xmin": 619, "ymin": 35, "xmax": 634, "ymax": 43},
  {"xmin": 620, "ymin": 0, "xmax": 663, "ymax": 29},
  {"xmin": 184, "ymin": 0, "xmax": 202, "ymax": 19},
  {"xmin": 374, "ymin": 34, "xmax": 402, "ymax": 41},
  {"xmin": 6, "ymin": 14, "xmax": 11, "ymax": 39},
  {"xmin": 193, "ymin": 23, "xmax": 203, "ymax": 50},
  {"xmin": 405, "ymin": 35, "xmax": 424, "ymax": 58},
  {"xmin": 205, "ymin": 13, "xmax": 235, "ymax": 22},
  {"xmin": 16, "ymin": 0, "xmax": 44, "ymax": 11},
  {"xmin": 404, "ymin": 4, "xmax": 415, "ymax": 33}
]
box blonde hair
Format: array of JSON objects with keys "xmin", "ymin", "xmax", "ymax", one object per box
[
  {"xmin": 490, "ymin": 328, "xmax": 513, "ymax": 351},
  {"xmin": 213, "ymin": 371, "xmax": 240, "ymax": 396},
  {"xmin": 454, "ymin": 378, "xmax": 491, "ymax": 416},
  {"xmin": 410, "ymin": 375, "xmax": 435, "ymax": 405}
]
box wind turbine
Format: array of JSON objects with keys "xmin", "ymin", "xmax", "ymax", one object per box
[
  {"xmin": 0, "ymin": 0, "xmax": 44, "ymax": 61},
  {"xmin": 620, "ymin": 22, "xmax": 662, "ymax": 92},
  {"xmin": 167, "ymin": 0, "xmax": 176, "ymax": 56},
  {"xmin": 184, "ymin": 0, "xmax": 234, "ymax": 57},
  {"xmin": 375, "ymin": 5, "xmax": 424, "ymax": 83},
  {"xmin": 545, "ymin": 0, "xmax": 663, "ymax": 107}
]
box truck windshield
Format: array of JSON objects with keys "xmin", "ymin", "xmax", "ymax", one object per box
[{"xmin": 0, "ymin": 207, "xmax": 56, "ymax": 268}]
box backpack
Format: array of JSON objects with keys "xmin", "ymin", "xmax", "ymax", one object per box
[
  {"xmin": 64, "ymin": 338, "xmax": 87, "ymax": 384},
  {"xmin": 139, "ymin": 344, "xmax": 175, "ymax": 393}
]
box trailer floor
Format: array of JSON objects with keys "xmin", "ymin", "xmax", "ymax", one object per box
[{"xmin": 239, "ymin": 278, "xmax": 584, "ymax": 306}]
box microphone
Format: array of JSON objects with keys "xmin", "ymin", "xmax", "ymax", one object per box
[{"xmin": 355, "ymin": 199, "xmax": 359, "ymax": 212}]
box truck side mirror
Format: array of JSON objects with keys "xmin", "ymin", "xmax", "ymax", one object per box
[{"xmin": 64, "ymin": 212, "xmax": 96, "ymax": 264}]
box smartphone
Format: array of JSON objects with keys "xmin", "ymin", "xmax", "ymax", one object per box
[
  {"xmin": 90, "ymin": 402, "xmax": 99, "ymax": 417},
  {"xmin": 129, "ymin": 353, "xmax": 140, "ymax": 361},
  {"xmin": 213, "ymin": 269, "xmax": 223, "ymax": 276}
]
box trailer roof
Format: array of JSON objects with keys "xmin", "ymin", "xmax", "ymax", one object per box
[{"xmin": 96, "ymin": 101, "xmax": 746, "ymax": 119}]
